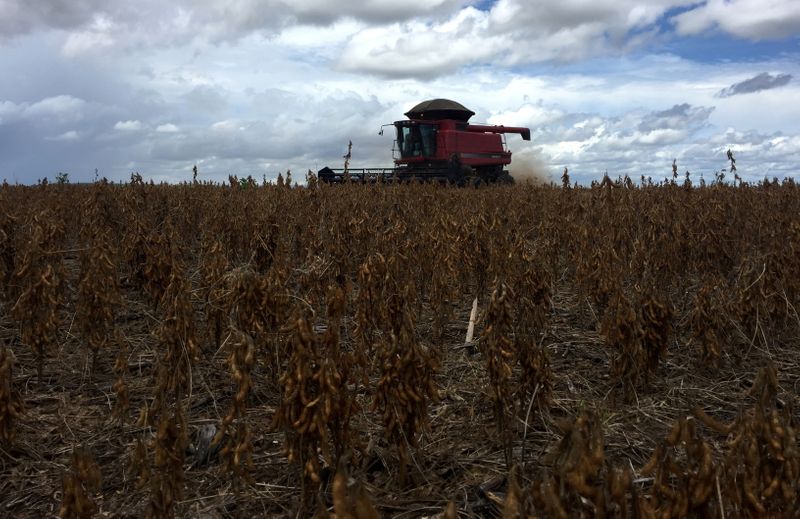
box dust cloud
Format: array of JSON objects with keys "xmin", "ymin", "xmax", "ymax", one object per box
[{"xmin": 508, "ymin": 150, "xmax": 552, "ymax": 185}]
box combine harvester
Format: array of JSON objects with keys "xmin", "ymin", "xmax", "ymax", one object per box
[{"xmin": 318, "ymin": 99, "xmax": 530, "ymax": 185}]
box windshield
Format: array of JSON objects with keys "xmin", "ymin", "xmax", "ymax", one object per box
[{"xmin": 397, "ymin": 123, "xmax": 436, "ymax": 158}]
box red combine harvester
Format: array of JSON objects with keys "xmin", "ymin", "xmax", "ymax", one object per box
[{"xmin": 318, "ymin": 99, "xmax": 531, "ymax": 185}]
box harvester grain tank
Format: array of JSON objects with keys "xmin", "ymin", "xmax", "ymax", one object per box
[{"xmin": 318, "ymin": 99, "xmax": 531, "ymax": 185}]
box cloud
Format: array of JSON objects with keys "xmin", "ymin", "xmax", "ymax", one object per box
[
  {"xmin": 716, "ymin": 72, "xmax": 792, "ymax": 97},
  {"xmin": 0, "ymin": 95, "xmax": 87, "ymax": 125},
  {"xmin": 2, "ymin": 0, "xmax": 797, "ymax": 78},
  {"xmin": 0, "ymin": 0, "xmax": 107, "ymax": 40},
  {"xmin": 114, "ymin": 120, "xmax": 143, "ymax": 131},
  {"xmin": 480, "ymin": 99, "xmax": 715, "ymax": 154},
  {"xmin": 288, "ymin": 0, "xmax": 467, "ymax": 25},
  {"xmin": 672, "ymin": 0, "xmax": 800, "ymax": 40},
  {"xmin": 0, "ymin": 101, "xmax": 17, "ymax": 124},
  {"xmin": 638, "ymin": 103, "xmax": 714, "ymax": 132},
  {"xmin": 140, "ymin": 89, "xmax": 391, "ymax": 179},
  {"xmin": 488, "ymin": 103, "xmax": 566, "ymax": 128},
  {"xmin": 156, "ymin": 123, "xmax": 179, "ymax": 133},
  {"xmin": 336, "ymin": 1, "xmax": 702, "ymax": 79},
  {"xmin": 633, "ymin": 127, "xmax": 687, "ymax": 145},
  {"xmin": 0, "ymin": 2, "xmax": 798, "ymax": 185},
  {"xmin": 334, "ymin": 0, "xmax": 800, "ymax": 80},
  {"xmin": 46, "ymin": 130, "xmax": 80, "ymax": 141},
  {"xmin": 336, "ymin": 6, "xmax": 515, "ymax": 79},
  {"xmin": 502, "ymin": 100, "xmax": 723, "ymax": 180},
  {"xmin": 0, "ymin": 1, "xmax": 695, "ymax": 73},
  {"xmin": 182, "ymin": 85, "xmax": 229, "ymax": 115},
  {"xmin": 25, "ymin": 95, "xmax": 87, "ymax": 119},
  {"xmin": 61, "ymin": 15, "xmax": 116, "ymax": 56},
  {"xmin": 0, "ymin": 0, "xmax": 468, "ymax": 48}
]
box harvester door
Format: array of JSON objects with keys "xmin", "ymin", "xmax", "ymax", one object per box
[
  {"xmin": 398, "ymin": 124, "xmax": 437, "ymax": 158},
  {"xmin": 399, "ymin": 126, "xmax": 422, "ymax": 157},
  {"xmin": 419, "ymin": 124, "xmax": 437, "ymax": 158}
]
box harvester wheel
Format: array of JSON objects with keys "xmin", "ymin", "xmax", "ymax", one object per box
[{"xmin": 448, "ymin": 165, "xmax": 468, "ymax": 186}]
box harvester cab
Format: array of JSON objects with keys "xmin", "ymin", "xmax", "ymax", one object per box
[{"xmin": 318, "ymin": 99, "xmax": 530, "ymax": 185}]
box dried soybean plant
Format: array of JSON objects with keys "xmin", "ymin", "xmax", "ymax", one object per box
[
  {"xmin": 0, "ymin": 341, "xmax": 23, "ymax": 446},
  {"xmin": 129, "ymin": 436, "xmax": 150, "ymax": 491},
  {"xmin": 502, "ymin": 466, "xmax": 524, "ymax": 519},
  {"xmin": 600, "ymin": 284, "xmax": 670, "ymax": 401},
  {"xmin": 0, "ymin": 209, "xmax": 14, "ymax": 301},
  {"xmin": 151, "ymin": 269, "xmax": 200, "ymax": 415},
  {"xmin": 111, "ymin": 330, "xmax": 130, "ymax": 424},
  {"xmin": 320, "ymin": 285, "xmax": 360, "ymax": 467},
  {"xmin": 142, "ymin": 225, "xmax": 179, "ymax": 307},
  {"xmin": 488, "ymin": 242, "xmax": 555, "ymax": 470},
  {"xmin": 75, "ymin": 225, "xmax": 120, "ymax": 374},
  {"xmin": 224, "ymin": 267, "xmax": 288, "ymax": 383},
  {"xmin": 59, "ymin": 446, "xmax": 102, "ymax": 519},
  {"xmin": 200, "ymin": 236, "xmax": 229, "ymax": 349},
  {"xmin": 146, "ymin": 407, "xmax": 189, "ymax": 519},
  {"xmin": 133, "ymin": 269, "xmax": 196, "ymax": 517},
  {"xmin": 480, "ymin": 280, "xmax": 517, "ymax": 469},
  {"xmin": 599, "ymin": 288, "xmax": 643, "ymax": 401},
  {"xmin": 332, "ymin": 455, "xmax": 380, "ymax": 519},
  {"xmin": 527, "ymin": 412, "xmax": 608, "ymax": 517},
  {"xmin": 464, "ymin": 213, "xmax": 492, "ymax": 297},
  {"xmin": 513, "ymin": 251, "xmax": 553, "ymax": 411},
  {"xmin": 713, "ymin": 364, "xmax": 799, "ymax": 516},
  {"xmin": 373, "ymin": 279, "xmax": 440, "ymax": 485},
  {"xmin": 214, "ymin": 326, "xmax": 256, "ymax": 496},
  {"xmin": 689, "ymin": 279, "xmax": 730, "ymax": 366},
  {"xmin": 425, "ymin": 217, "xmax": 462, "ymax": 347},
  {"xmin": 353, "ymin": 253, "xmax": 388, "ymax": 365},
  {"xmin": 11, "ymin": 211, "xmax": 64, "ymax": 381},
  {"xmin": 639, "ymin": 416, "xmax": 718, "ymax": 517},
  {"xmin": 637, "ymin": 283, "xmax": 673, "ymax": 382},
  {"xmin": 274, "ymin": 310, "xmax": 335, "ymax": 511},
  {"xmin": 576, "ymin": 242, "xmax": 620, "ymax": 313},
  {"xmin": 515, "ymin": 333, "xmax": 553, "ymax": 470},
  {"xmin": 735, "ymin": 257, "xmax": 777, "ymax": 343},
  {"xmin": 120, "ymin": 216, "xmax": 149, "ymax": 292}
]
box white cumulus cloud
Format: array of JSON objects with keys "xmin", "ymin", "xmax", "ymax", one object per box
[
  {"xmin": 0, "ymin": 95, "xmax": 87, "ymax": 124},
  {"xmin": 156, "ymin": 123, "xmax": 179, "ymax": 133},
  {"xmin": 335, "ymin": 1, "xmax": 697, "ymax": 78},
  {"xmin": 673, "ymin": 0, "xmax": 800, "ymax": 39},
  {"xmin": 114, "ymin": 120, "xmax": 143, "ymax": 131}
]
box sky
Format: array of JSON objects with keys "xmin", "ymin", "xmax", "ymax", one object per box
[{"xmin": 0, "ymin": 0, "xmax": 798, "ymax": 185}]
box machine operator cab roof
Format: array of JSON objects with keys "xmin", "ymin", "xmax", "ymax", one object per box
[{"xmin": 404, "ymin": 98, "xmax": 475, "ymax": 122}]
